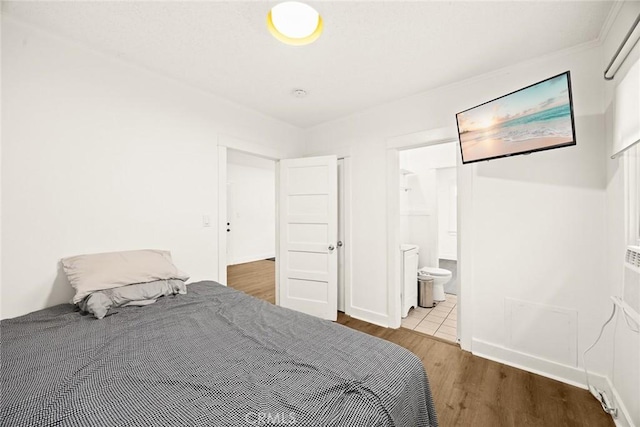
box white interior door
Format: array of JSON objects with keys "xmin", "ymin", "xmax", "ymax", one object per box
[{"xmin": 278, "ymin": 155, "xmax": 338, "ymax": 321}]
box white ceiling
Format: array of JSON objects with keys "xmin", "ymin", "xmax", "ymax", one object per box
[{"xmin": 2, "ymin": 1, "xmax": 615, "ymax": 128}]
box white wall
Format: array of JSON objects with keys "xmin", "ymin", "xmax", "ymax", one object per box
[
  {"xmin": 399, "ymin": 142, "xmax": 457, "ymax": 267},
  {"xmin": 227, "ymin": 150, "xmax": 276, "ymax": 265},
  {"xmin": 602, "ymin": 2, "xmax": 640, "ymax": 425},
  {"xmin": 436, "ymin": 167, "xmax": 457, "ymax": 261},
  {"xmin": 399, "ymin": 171, "xmax": 437, "ymax": 268},
  {"xmin": 305, "ymin": 41, "xmax": 612, "ymax": 386},
  {"xmin": 400, "ymin": 141, "xmax": 457, "ymax": 172},
  {"xmin": 1, "ymin": 16, "xmax": 304, "ymax": 319}
]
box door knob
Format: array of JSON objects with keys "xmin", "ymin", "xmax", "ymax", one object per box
[
  {"xmin": 337, "ymin": 241, "xmax": 343, "ymax": 247},
  {"xmin": 328, "ymin": 244, "xmax": 335, "ymax": 251}
]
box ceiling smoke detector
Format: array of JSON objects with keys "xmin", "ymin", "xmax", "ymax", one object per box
[{"xmin": 292, "ymin": 89, "xmax": 308, "ymax": 98}]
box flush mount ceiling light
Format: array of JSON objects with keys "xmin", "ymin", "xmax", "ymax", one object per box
[{"xmin": 267, "ymin": 2, "xmax": 323, "ymax": 46}]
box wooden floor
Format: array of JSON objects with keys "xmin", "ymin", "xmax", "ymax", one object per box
[{"xmin": 228, "ymin": 260, "xmax": 614, "ymax": 427}]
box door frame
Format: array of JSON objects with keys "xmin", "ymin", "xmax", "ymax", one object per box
[
  {"xmin": 217, "ymin": 137, "xmax": 353, "ymax": 319},
  {"xmin": 338, "ymin": 157, "xmax": 352, "ymax": 314},
  {"xmin": 217, "ymin": 136, "xmax": 283, "ymax": 285},
  {"xmin": 386, "ymin": 127, "xmax": 473, "ymax": 351}
]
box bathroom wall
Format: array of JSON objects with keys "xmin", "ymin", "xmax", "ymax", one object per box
[
  {"xmin": 399, "ymin": 171, "xmax": 437, "ymax": 267},
  {"xmin": 399, "ymin": 143, "xmax": 457, "ymax": 268},
  {"xmin": 436, "ymin": 167, "xmax": 457, "ymax": 260}
]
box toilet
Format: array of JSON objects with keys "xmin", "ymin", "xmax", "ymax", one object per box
[{"xmin": 418, "ymin": 267, "xmax": 452, "ymax": 302}]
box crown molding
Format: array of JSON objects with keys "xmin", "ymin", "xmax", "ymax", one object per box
[{"xmin": 597, "ymin": 1, "xmax": 625, "ymax": 45}]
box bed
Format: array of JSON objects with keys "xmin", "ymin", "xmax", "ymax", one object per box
[{"xmin": 1, "ymin": 281, "xmax": 438, "ymax": 426}]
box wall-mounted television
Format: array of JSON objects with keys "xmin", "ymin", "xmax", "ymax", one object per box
[{"xmin": 456, "ymin": 71, "xmax": 576, "ymax": 164}]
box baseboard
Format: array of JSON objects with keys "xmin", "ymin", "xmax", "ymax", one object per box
[
  {"xmin": 585, "ymin": 375, "xmax": 634, "ymax": 427},
  {"xmin": 472, "ymin": 339, "xmax": 635, "ymax": 426},
  {"xmin": 228, "ymin": 253, "xmax": 276, "ymax": 266},
  {"xmin": 472, "ymin": 338, "xmax": 599, "ymax": 389},
  {"xmin": 606, "ymin": 377, "xmax": 636, "ymax": 427},
  {"xmin": 347, "ymin": 305, "xmax": 390, "ymax": 328}
]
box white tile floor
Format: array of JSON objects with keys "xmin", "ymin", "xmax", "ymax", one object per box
[{"xmin": 401, "ymin": 294, "xmax": 457, "ymax": 343}]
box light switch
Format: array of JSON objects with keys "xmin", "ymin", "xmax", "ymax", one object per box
[{"xmin": 202, "ymin": 215, "xmax": 211, "ymax": 227}]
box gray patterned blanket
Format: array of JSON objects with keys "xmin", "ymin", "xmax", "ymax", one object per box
[{"xmin": 1, "ymin": 281, "xmax": 438, "ymax": 426}]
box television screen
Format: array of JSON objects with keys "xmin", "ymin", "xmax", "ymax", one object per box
[{"xmin": 456, "ymin": 71, "xmax": 576, "ymax": 164}]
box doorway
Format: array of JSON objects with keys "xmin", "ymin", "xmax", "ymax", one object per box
[
  {"xmin": 397, "ymin": 142, "xmax": 459, "ymax": 342},
  {"xmin": 225, "ymin": 149, "xmax": 277, "ymax": 301},
  {"xmin": 219, "ymin": 148, "xmax": 352, "ymax": 322},
  {"xmin": 276, "ymin": 156, "xmax": 351, "ymax": 320},
  {"xmin": 226, "ymin": 150, "xmax": 276, "ymax": 265}
]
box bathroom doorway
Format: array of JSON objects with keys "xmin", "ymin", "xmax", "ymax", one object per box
[{"xmin": 397, "ymin": 142, "xmax": 459, "ymax": 342}]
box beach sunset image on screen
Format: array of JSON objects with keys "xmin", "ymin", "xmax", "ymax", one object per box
[{"xmin": 457, "ymin": 72, "xmax": 575, "ymax": 163}]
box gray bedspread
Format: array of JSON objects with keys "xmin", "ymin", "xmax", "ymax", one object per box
[{"xmin": 1, "ymin": 281, "xmax": 438, "ymax": 426}]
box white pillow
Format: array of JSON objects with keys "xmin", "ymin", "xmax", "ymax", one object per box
[{"xmin": 61, "ymin": 249, "xmax": 189, "ymax": 304}]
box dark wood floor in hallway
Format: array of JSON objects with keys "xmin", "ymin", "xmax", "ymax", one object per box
[{"xmin": 227, "ymin": 260, "xmax": 613, "ymax": 427}]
